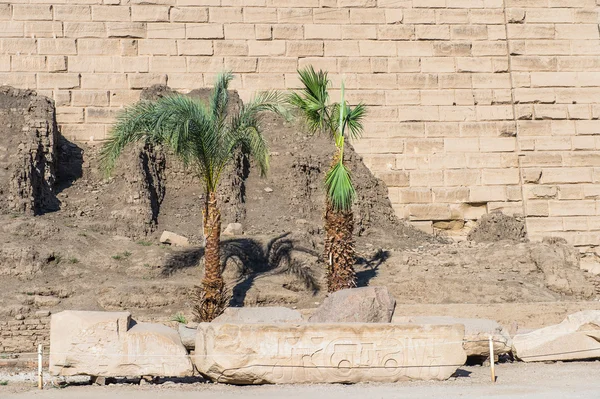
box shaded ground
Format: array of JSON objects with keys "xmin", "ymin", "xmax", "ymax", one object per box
[{"xmin": 3, "ymin": 362, "xmax": 600, "ymax": 399}]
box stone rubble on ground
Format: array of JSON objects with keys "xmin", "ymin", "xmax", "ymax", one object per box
[{"xmin": 512, "ymin": 310, "xmax": 600, "ymax": 362}]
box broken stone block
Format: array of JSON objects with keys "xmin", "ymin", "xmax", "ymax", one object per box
[
  {"xmin": 159, "ymin": 231, "xmax": 190, "ymax": 247},
  {"xmin": 309, "ymin": 286, "xmax": 396, "ymax": 323},
  {"xmin": 512, "ymin": 310, "xmax": 600, "ymax": 362},
  {"xmin": 393, "ymin": 316, "xmax": 512, "ymax": 357},
  {"xmin": 194, "ymin": 323, "xmax": 466, "ymax": 384},
  {"xmin": 49, "ymin": 311, "xmax": 192, "ymax": 377}
]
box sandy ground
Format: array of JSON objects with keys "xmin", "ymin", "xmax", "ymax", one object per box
[{"xmin": 2, "ymin": 362, "xmax": 600, "ymax": 399}]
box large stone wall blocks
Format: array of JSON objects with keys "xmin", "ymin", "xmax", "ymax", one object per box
[
  {"xmin": 49, "ymin": 310, "xmax": 192, "ymax": 377},
  {"xmin": 193, "ymin": 323, "xmax": 466, "ymax": 384}
]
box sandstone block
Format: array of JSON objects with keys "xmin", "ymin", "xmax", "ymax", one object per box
[
  {"xmin": 214, "ymin": 307, "xmax": 303, "ymax": 324},
  {"xmin": 194, "ymin": 323, "xmax": 466, "ymax": 384},
  {"xmin": 12, "ymin": 4, "xmax": 52, "ymax": 21},
  {"xmin": 49, "ymin": 311, "xmax": 192, "ymax": 377},
  {"xmin": 106, "ymin": 22, "xmax": 146, "ymax": 39},
  {"xmin": 513, "ymin": 311, "xmax": 600, "ymax": 362},
  {"xmin": 147, "ymin": 23, "xmax": 186, "ymax": 39},
  {"xmin": 160, "ymin": 231, "xmax": 190, "ymax": 247},
  {"xmin": 309, "ymin": 287, "xmax": 396, "ymax": 323}
]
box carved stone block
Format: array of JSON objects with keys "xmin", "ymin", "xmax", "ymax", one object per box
[{"xmin": 193, "ymin": 323, "xmax": 466, "ymax": 384}]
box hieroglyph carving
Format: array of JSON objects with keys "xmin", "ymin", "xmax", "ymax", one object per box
[{"xmin": 194, "ymin": 323, "xmax": 466, "ymax": 384}]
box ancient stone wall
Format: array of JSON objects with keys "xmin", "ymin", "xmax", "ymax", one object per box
[
  {"xmin": 0, "ymin": 312, "xmax": 50, "ymax": 354},
  {"xmin": 0, "ymin": 0, "xmax": 598, "ymax": 252}
]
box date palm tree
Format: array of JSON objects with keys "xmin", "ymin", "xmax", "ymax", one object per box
[
  {"xmin": 289, "ymin": 67, "xmax": 366, "ymax": 292},
  {"xmin": 100, "ymin": 72, "xmax": 284, "ymax": 321}
]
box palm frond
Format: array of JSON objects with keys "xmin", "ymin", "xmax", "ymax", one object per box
[
  {"xmin": 287, "ymin": 66, "xmax": 332, "ymax": 135},
  {"xmin": 344, "ymin": 103, "xmax": 366, "ymax": 141},
  {"xmin": 209, "ymin": 71, "xmax": 234, "ymax": 128},
  {"xmin": 99, "ymin": 100, "xmax": 159, "ymax": 175},
  {"xmin": 223, "ymin": 90, "xmax": 287, "ymax": 178},
  {"xmin": 325, "ymin": 162, "xmax": 356, "ymax": 212}
]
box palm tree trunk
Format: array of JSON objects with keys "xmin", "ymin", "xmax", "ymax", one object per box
[
  {"xmin": 324, "ymin": 200, "xmax": 357, "ymax": 292},
  {"xmin": 198, "ymin": 191, "xmax": 226, "ymax": 321}
]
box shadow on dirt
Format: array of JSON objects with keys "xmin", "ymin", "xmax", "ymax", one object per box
[
  {"xmin": 356, "ymin": 249, "xmax": 390, "ymax": 287},
  {"xmin": 162, "ymin": 233, "xmax": 321, "ymax": 305}
]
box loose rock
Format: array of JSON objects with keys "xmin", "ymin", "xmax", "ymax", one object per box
[
  {"xmin": 160, "ymin": 231, "xmax": 190, "ymax": 247},
  {"xmin": 222, "ymin": 223, "xmax": 243, "ymax": 237},
  {"xmin": 309, "ymin": 287, "xmax": 396, "ymax": 323}
]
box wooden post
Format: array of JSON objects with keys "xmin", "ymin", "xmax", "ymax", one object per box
[
  {"xmin": 489, "ymin": 336, "xmax": 496, "ymax": 383},
  {"xmin": 37, "ymin": 344, "xmax": 43, "ymax": 390}
]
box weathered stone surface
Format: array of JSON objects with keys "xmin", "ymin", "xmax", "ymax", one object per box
[
  {"xmin": 49, "ymin": 311, "xmax": 192, "ymax": 377},
  {"xmin": 159, "ymin": 231, "xmax": 189, "ymax": 247},
  {"xmin": 513, "ymin": 310, "xmax": 600, "ymax": 362},
  {"xmin": 178, "ymin": 324, "xmax": 196, "ymax": 350},
  {"xmin": 309, "ymin": 287, "xmax": 396, "ymax": 323},
  {"xmin": 393, "ymin": 316, "xmax": 511, "ymax": 357},
  {"xmin": 194, "ymin": 323, "xmax": 466, "ymax": 384},
  {"xmin": 214, "ymin": 307, "xmax": 303, "ymax": 324},
  {"xmin": 223, "ymin": 222, "xmax": 243, "ymax": 236}
]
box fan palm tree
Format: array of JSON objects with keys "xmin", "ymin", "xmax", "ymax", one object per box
[
  {"xmin": 100, "ymin": 72, "xmax": 284, "ymax": 321},
  {"xmin": 289, "ymin": 67, "xmax": 366, "ymax": 292}
]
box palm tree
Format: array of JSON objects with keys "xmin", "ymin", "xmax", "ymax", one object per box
[
  {"xmin": 289, "ymin": 67, "xmax": 366, "ymax": 292},
  {"xmin": 100, "ymin": 72, "xmax": 284, "ymax": 321}
]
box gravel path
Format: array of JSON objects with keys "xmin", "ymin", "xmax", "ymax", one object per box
[{"xmin": 2, "ymin": 362, "xmax": 600, "ymax": 399}]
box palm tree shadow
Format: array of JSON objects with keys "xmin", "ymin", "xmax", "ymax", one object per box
[
  {"xmin": 355, "ymin": 249, "xmax": 390, "ymax": 287},
  {"xmin": 161, "ymin": 233, "xmax": 321, "ymax": 306}
]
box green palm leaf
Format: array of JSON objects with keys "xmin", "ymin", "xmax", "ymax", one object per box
[{"xmin": 324, "ymin": 162, "xmax": 356, "ymax": 212}]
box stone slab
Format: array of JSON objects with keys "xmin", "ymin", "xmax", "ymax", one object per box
[
  {"xmin": 49, "ymin": 310, "xmax": 192, "ymax": 377},
  {"xmin": 193, "ymin": 323, "xmax": 466, "ymax": 384},
  {"xmin": 512, "ymin": 310, "xmax": 600, "ymax": 362}
]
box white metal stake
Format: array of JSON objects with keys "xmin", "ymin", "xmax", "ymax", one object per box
[
  {"xmin": 489, "ymin": 336, "xmax": 496, "ymax": 383},
  {"xmin": 38, "ymin": 344, "xmax": 43, "ymax": 390}
]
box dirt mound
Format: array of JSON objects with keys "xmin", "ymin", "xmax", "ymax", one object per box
[
  {"xmin": 0, "ymin": 86, "xmax": 58, "ymax": 215},
  {"xmin": 467, "ymin": 212, "xmax": 528, "ymax": 243}
]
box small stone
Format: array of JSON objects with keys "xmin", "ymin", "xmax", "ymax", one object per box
[
  {"xmin": 160, "ymin": 231, "xmax": 190, "ymax": 247},
  {"xmin": 222, "ymin": 223, "xmax": 243, "ymax": 237},
  {"xmin": 15, "ymin": 314, "xmax": 24, "ymax": 320},
  {"xmin": 295, "ymin": 219, "xmax": 308, "ymax": 225},
  {"xmin": 35, "ymin": 310, "xmax": 51, "ymax": 317},
  {"xmin": 91, "ymin": 376, "xmax": 106, "ymax": 386},
  {"xmin": 264, "ymin": 187, "xmax": 273, "ymax": 193}
]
